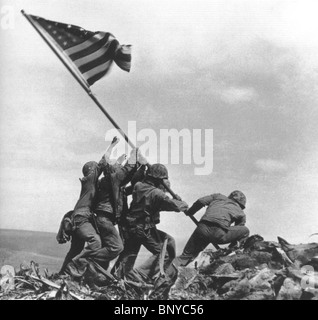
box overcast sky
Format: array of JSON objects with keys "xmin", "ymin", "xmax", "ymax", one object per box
[{"xmin": 1, "ymin": 0, "xmax": 318, "ymax": 249}]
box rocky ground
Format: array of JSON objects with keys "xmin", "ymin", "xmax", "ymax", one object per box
[{"xmin": 1, "ymin": 234, "xmax": 318, "ymax": 300}]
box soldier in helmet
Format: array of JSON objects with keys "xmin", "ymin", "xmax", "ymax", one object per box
[
  {"xmin": 175, "ymin": 190, "xmax": 250, "ymax": 268},
  {"xmin": 58, "ymin": 137, "xmax": 121, "ymax": 277},
  {"xmin": 113, "ymin": 163, "xmax": 188, "ymax": 283},
  {"xmin": 150, "ymin": 190, "xmax": 250, "ymax": 299},
  {"xmin": 90, "ymin": 148, "xmax": 144, "ymax": 275}
]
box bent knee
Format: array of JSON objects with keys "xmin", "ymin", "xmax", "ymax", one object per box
[
  {"xmin": 242, "ymin": 226, "xmax": 250, "ymax": 237},
  {"xmin": 109, "ymin": 241, "xmax": 124, "ymax": 258}
]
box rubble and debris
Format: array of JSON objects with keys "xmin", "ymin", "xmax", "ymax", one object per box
[
  {"xmin": 278, "ymin": 237, "xmax": 318, "ymax": 268},
  {"xmin": 1, "ymin": 234, "xmax": 317, "ymax": 300},
  {"xmin": 0, "ymin": 265, "xmax": 15, "ymax": 292},
  {"xmin": 167, "ymin": 235, "xmax": 318, "ymax": 300}
]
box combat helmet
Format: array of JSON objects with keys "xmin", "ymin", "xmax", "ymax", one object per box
[
  {"xmin": 228, "ymin": 190, "xmax": 247, "ymax": 209},
  {"xmin": 147, "ymin": 163, "xmax": 169, "ymax": 179},
  {"xmin": 82, "ymin": 161, "xmax": 98, "ymax": 177}
]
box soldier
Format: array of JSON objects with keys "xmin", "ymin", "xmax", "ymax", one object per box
[
  {"xmin": 91, "ymin": 148, "xmax": 145, "ymax": 273},
  {"xmin": 152, "ymin": 190, "xmax": 250, "ymax": 299},
  {"xmin": 175, "ymin": 190, "xmax": 249, "ymax": 267},
  {"xmin": 57, "ymin": 137, "xmax": 119, "ymax": 277},
  {"xmin": 114, "ymin": 164, "xmax": 188, "ymax": 284}
]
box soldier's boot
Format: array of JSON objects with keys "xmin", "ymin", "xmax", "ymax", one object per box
[
  {"xmin": 83, "ymin": 258, "xmax": 116, "ymax": 288},
  {"xmin": 64, "ymin": 257, "xmax": 89, "ymax": 281},
  {"xmin": 150, "ymin": 263, "xmax": 179, "ymax": 300}
]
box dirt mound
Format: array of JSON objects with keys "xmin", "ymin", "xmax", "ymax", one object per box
[
  {"xmin": 169, "ymin": 234, "xmax": 318, "ymax": 300},
  {"xmin": 1, "ymin": 234, "xmax": 318, "ymax": 300}
]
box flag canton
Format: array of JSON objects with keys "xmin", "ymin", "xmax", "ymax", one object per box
[
  {"xmin": 27, "ymin": 13, "xmax": 131, "ymax": 86},
  {"xmin": 31, "ymin": 15, "xmax": 95, "ymax": 50}
]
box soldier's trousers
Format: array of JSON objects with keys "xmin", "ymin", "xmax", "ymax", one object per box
[
  {"xmin": 112, "ymin": 226, "xmax": 176, "ymax": 282},
  {"xmin": 59, "ymin": 233, "xmax": 85, "ymax": 274},
  {"xmin": 62, "ymin": 212, "xmax": 123, "ymax": 277},
  {"xmin": 95, "ymin": 212, "xmax": 124, "ymax": 270},
  {"xmin": 151, "ymin": 221, "xmax": 250, "ymax": 298},
  {"xmin": 59, "ymin": 212, "xmax": 97, "ymax": 275},
  {"xmin": 174, "ymin": 221, "xmax": 250, "ymax": 267}
]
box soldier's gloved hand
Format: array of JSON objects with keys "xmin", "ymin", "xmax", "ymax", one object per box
[
  {"xmin": 117, "ymin": 153, "xmax": 127, "ymax": 165},
  {"xmin": 127, "ymin": 147, "xmax": 138, "ymax": 164},
  {"xmin": 111, "ymin": 136, "xmax": 120, "ymax": 146},
  {"xmin": 137, "ymin": 150, "xmax": 148, "ymax": 165},
  {"xmin": 56, "ymin": 230, "xmax": 71, "ymax": 244},
  {"xmin": 178, "ymin": 201, "xmax": 189, "ymax": 213}
]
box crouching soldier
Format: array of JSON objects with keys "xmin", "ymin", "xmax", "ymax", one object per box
[
  {"xmin": 115, "ymin": 164, "xmax": 188, "ymax": 284},
  {"xmin": 175, "ymin": 190, "xmax": 249, "ymax": 267},
  {"xmin": 152, "ymin": 190, "xmax": 250, "ymax": 299}
]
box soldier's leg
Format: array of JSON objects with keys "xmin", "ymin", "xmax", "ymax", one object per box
[
  {"xmin": 218, "ymin": 225, "xmax": 250, "ymax": 246},
  {"xmin": 94, "ymin": 214, "xmax": 124, "ymax": 270},
  {"xmin": 157, "ymin": 230, "xmax": 176, "ymax": 264},
  {"xmin": 59, "ymin": 234, "xmax": 85, "ymax": 274},
  {"xmin": 174, "ymin": 223, "xmax": 212, "ymax": 268},
  {"xmin": 65, "ymin": 217, "xmax": 102, "ymax": 277},
  {"xmin": 152, "ymin": 224, "xmax": 213, "ymax": 299},
  {"xmin": 135, "ymin": 228, "xmax": 176, "ymax": 281},
  {"xmin": 111, "ymin": 237, "xmax": 142, "ymax": 279},
  {"xmin": 147, "ymin": 230, "xmax": 176, "ymax": 274},
  {"xmin": 127, "ymin": 228, "xmax": 160, "ymax": 281}
]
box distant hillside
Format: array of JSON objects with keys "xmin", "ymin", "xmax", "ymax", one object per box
[
  {"xmin": 0, "ymin": 229, "xmax": 69, "ymax": 273},
  {"xmin": 0, "ymin": 229, "xmax": 194, "ymax": 274},
  {"xmin": 0, "ymin": 229, "xmax": 69, "ymax": 258}
]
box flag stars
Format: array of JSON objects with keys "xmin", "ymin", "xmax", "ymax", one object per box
[
  {"xmin": 67, "ymin": 24, "xmax": 72, "ymax": 28},
  {"xmin": 48, "ymin": 25, "xmax": 52, "ymax": 29},
  {"xmin": 63, "ymin": 41, "xmax": 68, "ymax": 46}
]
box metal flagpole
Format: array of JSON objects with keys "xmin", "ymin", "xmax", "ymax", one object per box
[{"xmin": 21, "ymin": 9, "xmax": 135, "ymax": 148}]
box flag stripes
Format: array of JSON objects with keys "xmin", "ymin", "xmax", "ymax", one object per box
[
  {"xmin": 68, "ymin": 33, "xmax": 113, "ymax": 62},
  {"xmin": 27, "ymin": 14, "xmax": 131, "ymax": 86},
  {"xmin": 64, "ymin": 33, "xmax": 105, "ymax": 56},
  {"xmin": 78, "ymin": 40, "xmax": 118, "ymax": 74}
]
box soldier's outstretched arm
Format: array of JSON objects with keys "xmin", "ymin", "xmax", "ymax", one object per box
[
  {"xmin": 112, "ymin": 148, "xmax": 142, "ymax": 186},
  {"xmin": 103, "ymin": 136, "xmax": 120, "ymax": 163},
  {"xmin": 96, "ymin": 136, "xmax": 120, "ymax": 174},
  {"xmin": 185, "ymin": 194, "xmax": 216, "ymax": 216},
  {"xmin": 157, "ymin": 193, "xmax": 189, "ymax": 213}
]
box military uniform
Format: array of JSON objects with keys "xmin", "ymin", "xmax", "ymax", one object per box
[
  {"xmin": 92, "ymin": 160, "xmax": 138, "ymax": 271},
  {"xmin": 151, "ymin": 191, "xmax": 250, "ymax": 299},
  {"xmin": 114, "ymin": 179, "xmax": 188, "ymax": 283},
  {"xmin": 175, "ymin": 192, "xmax": 250, "ymax": 267},
  {"xmin": 60, "ymin": 158, "xmax": 108, "ymax": 276}
]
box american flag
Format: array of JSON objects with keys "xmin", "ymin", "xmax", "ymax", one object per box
[{"xmin": 27, "ymin": 14, "xmax": 131, "ymax": 86}]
